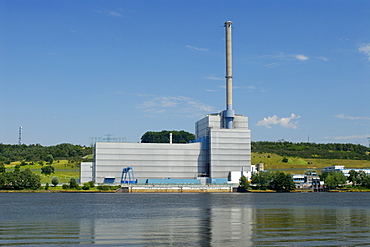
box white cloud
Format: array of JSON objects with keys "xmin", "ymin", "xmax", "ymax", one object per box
[
  {"xmin": 266, "ymin": 62, "xmax": 281, "ymax": 68},
  {"xmin": 335, "ymin": 113, "xmax": 370, "ymax": 120},
  {"xmin": 137, "ymin": 95, "xmax": 214, "ymax": 117},
  {"xmin": 256, "ymin": 113, "xmax": 301, "ymax": 129},
  {"xmin": 324, "ymin": 134, "xmax": 370, "ymax": 140},
  {"xmin": 185, "ymin": 45, "xmax": 209, "ymax": 51},
  {"xmin": 94, "ymin": 9, "xmax": 123, "ymax": 17},
  {"xmin": 317, "ymin": 56, "xmax": 329, "ymax": 61},
  {"xmin": 106, "ymin": 10, "xmax": 122, "ymax": 17},
  {"xmin": 294, "ymin": 54, "xmax": 309, "ymax": 61},
  {"xmin": 271, "ymin": 52, "xmax": 310, "ymax": 61},
  {"xmin": 359, "ymin": 43, "xmax": 370, "ymax": 61},
  {"xmin": 203, "ymin": 76, "xmax": 223, "ymax": 80}
]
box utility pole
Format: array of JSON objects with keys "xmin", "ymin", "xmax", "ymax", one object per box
[{"xmin": 18, "ymin": 126, "xmax": 22, "ymax": 145}]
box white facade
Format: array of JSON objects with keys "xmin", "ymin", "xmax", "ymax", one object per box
[
  {"xmin": 80, "ymin": 162, "xmax": 93, "ymax": 184},
  {"xmin": 83, "ymin": 111, "xmax": 252, "ymax": 185},
  {"xmin": 92, "ymin": 142, "xmax": 205, "ymax": 184},
  {"xmin": 195, "ymin": 113, "xmax": 251, "ymax": 179}
]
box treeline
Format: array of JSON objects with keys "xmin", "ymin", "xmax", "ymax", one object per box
[
  {"xmin": 321, "ymin": 170, "xmax": 370, "ymax": 190},
  {"xmin": 249, "ymin": 171, "xmax": 296, "ymax": 192},
  {"xmin": 0, "ymin": 143, "xmax": 93, "ymax": 163},
  {"xmin": 252, "ymin": 141, "xmax": 370, "ymax": 160},
  {"xmin": 141, "ymin": 130, "xmax": 195, "ymax": 143},
  {"xmin": 0, "ymin": 164, "xmax": 41, "ymax": 190}
]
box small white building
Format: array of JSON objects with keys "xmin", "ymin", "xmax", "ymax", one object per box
[{"xmin": 322, "ymin": 165, "xmax": 370, "ymax": 177}]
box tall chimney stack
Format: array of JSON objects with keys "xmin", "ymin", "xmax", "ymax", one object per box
[{"xmin": 224, "ymin": 21, "xmax": 234, "ymax": 129}]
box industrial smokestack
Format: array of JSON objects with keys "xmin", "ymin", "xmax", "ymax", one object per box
[{"xmin": 224, "ymin": 21, "xmax": 234, "ymax": 129}]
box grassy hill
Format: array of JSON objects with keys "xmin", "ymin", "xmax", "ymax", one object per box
[
  {"xmin": 5, "ymin": 160, "xmax": 79, "ymax": 184},
  {"xmin": 252, "ymin": 152, "xmax": 370, "ymax": 175},
  {"xmin": 2, "ymin": 141, "xmax": 370, "ymax": 182}
]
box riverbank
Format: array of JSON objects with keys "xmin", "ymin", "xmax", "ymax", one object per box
[{"xmin": 2, "ymin": 186, "xmax": 370, "ymax": 193}]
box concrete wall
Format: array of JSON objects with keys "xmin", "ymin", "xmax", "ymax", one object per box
[
  {"xmin": 209, "ymin": 128, "xmax": 251, "ymax": 178},
  {"xmin": 195, "ymin": 113, "xmax": 251, "ymax": 179},
  {"xmin": 80, "ymin": 162, "xmax": 93, "ymax": 184},
  {"xmin": 94, "ymin": 142, "xmax": 205, "ymax": 184}
]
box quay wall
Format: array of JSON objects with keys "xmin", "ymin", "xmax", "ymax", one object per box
[{"xmin": 119, "ymin": 186, "xmax": 235, "ymax": 193}]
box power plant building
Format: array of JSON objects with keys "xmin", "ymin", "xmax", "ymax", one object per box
[{"xmin": 81, "ymin": 21, "xmax": 251, "ymax": 185}]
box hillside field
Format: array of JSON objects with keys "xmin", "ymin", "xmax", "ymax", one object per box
[
  {"xmin": 252, "ymin": 152, "xmax": 370, "ymax": 174},
  {"xmin": 5, "ymin": 160, "xmax": 79, "ymax": 184},
  {"xmin": 4, "ymin": 153, "xmax": 370, "ymax": 184}
]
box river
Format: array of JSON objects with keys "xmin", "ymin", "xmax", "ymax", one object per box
[{"xmin": 0, "ymin": 192, "xmax": 369, "ymax": 246}]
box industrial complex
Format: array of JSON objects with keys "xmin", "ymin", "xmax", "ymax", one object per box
[{"xmin": 81, "ymin": 21, "xmax": 252, "ymax": 185}]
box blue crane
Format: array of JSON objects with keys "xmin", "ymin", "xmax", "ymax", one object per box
[{"xmin": 121, "ymin": 167, "xmax": 136, "ymax": 184}]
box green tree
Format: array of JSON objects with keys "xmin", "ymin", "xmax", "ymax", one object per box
[
  {"xmin": 360, "ymin": 175, "xmax": 370, "ymax": 188},
  {"xmin": 348, "ymin": 170, "xmax": 359, "ymax": 185},
  {"xmin": 44, "ymin": 154, "xmax": 54, "ymax": 164},
  {"xmin": 88, "ymin": 181, "xmax": 95, "ymax": 188},
  {"xmin": 69, "ymin": 177, "xmax": 79, "ymax": 189},
  {"xmin": 51, "ymin": 177, "xmax": 59, "ymax": 187},
  {"xmin": 41, "ymin": 165, "xmax": 55, "ymax": 176},
  {"xmin": 141, "ymin": 130, "xmax": 195, "ymax": 143},
  {"xmin": 239, "ymin": 175, "xmax": 250, "ymax": 190},
  {"xmin": 0, "ymin": 168, "xmax": 41, "ymax": 190},
  {"xmin": 0, "ymin": 163, "xmax": 5, "ymax": 173},
  {"xmin": 357, "ymin": 171, "xmax": 367, "ymax": 186},
  {"xmin": 324, "ymin": 171, "xmax": 347, "ymax": 190},
  {"xmin": 19, "ymin": 168, "xmax": 41, "ymax": 189},
  {"xmin": 251, "ymin": 171, "xmax": 273, "ymax": 190},
  {"xmin": 82, "ymin": 182, "xmax": 91, "ymax": 190},
  {"xmin": 270, "ymin": 172, "xmax": 296, "ymax": 192}
]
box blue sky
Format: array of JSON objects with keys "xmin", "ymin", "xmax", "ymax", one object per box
[{"xmin": 1, "ymin": 0, "xmax": 369, "ymax": 146}]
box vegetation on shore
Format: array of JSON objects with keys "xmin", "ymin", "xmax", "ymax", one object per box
[
  {"xmin": 0, "ymin": 141, "xmax": 369, "ymax": 191},
  {"xmin": 0, "ymin": 143, "xmax": 92, "ymax": 164}
]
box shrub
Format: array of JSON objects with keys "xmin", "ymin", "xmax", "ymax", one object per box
[
  {"xmin": 239, "ymin": 175, "xmax": 250, "ymax": 190},
  {"xmin": 69, "ymin": 177, "xmax": 78, "ymax": 189},
  {"xmin": 51, "ymin": 177, "xmax": 59, "ymax": 187},
  {"xmin": 96, "ymin": 185, "xmax": 119, "ymax": 191},
  {"xmin": 62, "ymin": 184, "xmax": 69, "ymax": 189},
  {"xmin": 88, "ymin": 181, "xmax": 95, "ymax": 188},
  {"xmin": 82, "ymin": 183, "xmax": 90, "ymax": 190},
  {"xmin": 41, "ymin": 165, "xmax": 55, "ymax": 176}
]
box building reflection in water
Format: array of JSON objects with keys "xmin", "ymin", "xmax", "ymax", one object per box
[
  {"xmin": 79, "ymin": 199, "xmax": 253, "ymax": 246},
  {"xmin": 80, "ymin": 206, "xmax": 370, "ymax": 246},
  {"xmin": 2, "ymin": 194, "xmax": 370, "ymax": 246}
]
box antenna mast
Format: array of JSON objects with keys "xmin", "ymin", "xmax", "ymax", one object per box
[{"xmin": 18, "ymin": 126, "xmax": 22, "ymax": 145}]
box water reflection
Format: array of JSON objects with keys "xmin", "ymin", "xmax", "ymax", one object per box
[
  {"xmin": 0, "ymin": 193, "xmax": 370, "ymax": 246},
  {"xmin": 252, "ymin": 207, "xmax": 370, "ymax": 246}
]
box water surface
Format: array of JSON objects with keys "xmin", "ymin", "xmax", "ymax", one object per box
[{"xmin": 0, "ymin": 192, "xmax": 369, "ymax": 246}]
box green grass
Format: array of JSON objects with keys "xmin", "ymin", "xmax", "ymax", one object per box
[
  {"xmin": 252, "ymin": 152, "xmax": 370, "ymax": 174},
  {"xmin": 5, "ymin": 160, "xmax": 79, "ymax": 184},
  {"xmin": 5, "ymin": 154, "xmax": 370, "ymax": 184}
]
